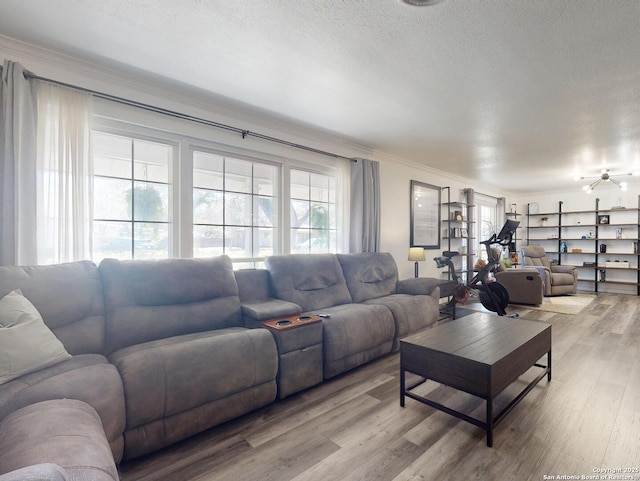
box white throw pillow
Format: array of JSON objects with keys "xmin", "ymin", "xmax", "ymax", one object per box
[{"xmin": 0, "ymin": 289, "xmax": 71, "ymax": 385}]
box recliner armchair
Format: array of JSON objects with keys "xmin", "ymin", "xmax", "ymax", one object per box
[{"xmin": 519, "ymin": 244, "xmax": 577, "ymax": 296}]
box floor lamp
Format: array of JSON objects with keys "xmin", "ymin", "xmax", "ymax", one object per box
[{"xmin": 408, "ymin": 247, "xmax": 425, "ymax": 278}]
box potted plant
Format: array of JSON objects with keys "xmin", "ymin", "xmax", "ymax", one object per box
[{"xmin": 540, "ymin": 217, "xmax": 549, "ymax": 227}]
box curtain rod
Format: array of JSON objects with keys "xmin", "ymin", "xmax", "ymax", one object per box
[
  {"xmin": 4, "ymin": 65, "xmax": 355, "ymax": 162},
  {"xmin": 467, "ymin": 188, "xmax": 503, "ymax": 201}
]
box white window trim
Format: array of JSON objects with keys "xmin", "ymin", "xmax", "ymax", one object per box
[{"xmin": 92, "ymin": 102, "xmax": 342, "ymax": 264}]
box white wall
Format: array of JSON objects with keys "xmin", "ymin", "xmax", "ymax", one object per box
[
  {"xmin": 376, "ymin": 154, "xmax": 512, "ymax": 280},
  {"xmin": 0, "ymin": 36, "xmax": 532, "ymax": 279}
]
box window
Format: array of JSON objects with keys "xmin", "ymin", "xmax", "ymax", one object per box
[
  {"xmin": 92, "ymin": 131, "xmax": 172, "ymax": 261},
  {"xmin": 290, "ymin": 169, "xmax": 337, "ymax": 253},
  {"xmin": 475, "ymin": 196, "xmax": 499, "ymax": 261},
  {"xmin": 192, "ymin": 151, "xmax": 278, "ymax": 265},
  {"xmin": 90, "ymin": 112, "xmax": 342, "ymax": 267}
]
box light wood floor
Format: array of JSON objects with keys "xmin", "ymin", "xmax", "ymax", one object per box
[{"xmin": 119, "ymin": 292, "xmax": 640, "ymax": 481}]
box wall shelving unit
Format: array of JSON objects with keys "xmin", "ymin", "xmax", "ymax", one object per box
[
  {"xmin": 526, "ymin": 196, "xmax": 640, "ymax": 295},
  {"xmin": 505, "ymin": 208, "xmax": 522, "ymax": 263},
  {"xmin": 441, "ymin": 187, "xmax": 475, "ymax": 282}
]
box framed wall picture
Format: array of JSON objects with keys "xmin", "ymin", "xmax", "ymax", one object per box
[
  {"xmin": 410, "ymin": 180, "xmax": 441, "ymax": 249},
  {"xmin": 597, "ymin": 215, "xmax": 610, "ymax": 224}
]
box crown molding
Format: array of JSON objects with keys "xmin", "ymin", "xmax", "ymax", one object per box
[{"xmin": 0, "ymin": 34, "xmax": 370, "ymax": 160}]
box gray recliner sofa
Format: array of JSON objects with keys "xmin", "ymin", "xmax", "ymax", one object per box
[
  {"xmin": 520, "ymin": 244, "xmax": 578, "ymax": 296},
  {"xmin": 264, "ymin": 252, "xmax": 440, "ymax": 379},
  {"xmin": 0, "ymin": 252, "xmax": 441, "ymax": 480},
  {"xmin": 0, "ymin": 256, "xmax": 279, "ymax": 479},
  {"xmin": 0, "ymin": 261, "xmax": 126, "ymax": 480},
  {"xmin": 98, "ymin": 256, "xmax": 279, "ymax": 460}
]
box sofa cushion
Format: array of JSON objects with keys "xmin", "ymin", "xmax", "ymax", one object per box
[
  {"xmin": 265, "ymin": 254, "xmax": 352, "ymax": 312},
  {"xmin": 0, "ymin": 261, "xmax": 106, "ymax": 355},
  {"xmin": 99, "ymin": 256, "xmax": 243, "ymax": 354},
  {"xmin": 0, "ymin": 400, "xmax": 118, "ymax": 481},
  {"xmin": 0, "ymin": 290, "xmax": 71, "ymax": 386},
  {"xmin": 319, "ymin": 303, "xmax": 395, "ymax": 378},
  {"xmin": 0, "ymin": 354, "xmax": 126, "ymax": 462},
  {"xmin": 364, "ymin": 293, "xmax": 439, "ymax": 349},
  {"xmin": 336, "ymin": 252, "xmax": 398, "ymax": 302},
  {"xmin": 109, "ymin": 327, "xmax": 277, "ymax": 459}
]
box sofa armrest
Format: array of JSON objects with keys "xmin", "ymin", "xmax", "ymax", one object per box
[
  {"xmin": 495, "ymin": 268, "xmax": 540, "ymax": 279},
  {"xmin": 397, "ymin": 277, "xmax": 440, "ymax": 300},
  {"xmin": 241, "ymin": 299, "xmax": 302, "ymax": 328},
  {"xmin": 521, "ymin": 266, "xmax": 552, "ymax": 295},
  {"xmin": 0, "ymin": 464, "xmax": 69, "ymax": 481},
  {"xmin": 550, "ymin": 265, "xmax": 577, "ymax": 277}
]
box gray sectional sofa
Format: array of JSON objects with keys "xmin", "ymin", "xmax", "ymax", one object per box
[{"xmin": 0, "ymin": 252, "xmax": 440, "ymax": 480}]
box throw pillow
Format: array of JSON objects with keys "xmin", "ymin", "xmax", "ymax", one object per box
[{"xmin": 0, "ymin": 289, "xmax": 71, "ymax": 386}]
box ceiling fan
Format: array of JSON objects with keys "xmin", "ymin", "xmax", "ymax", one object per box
[{"xmin": 579, "ymin": 169, "xmax": 634, "ymax": 194}]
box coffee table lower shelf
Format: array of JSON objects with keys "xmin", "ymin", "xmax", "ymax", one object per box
[{"xmin": 400, "ymin": 359, "xmax": 550, "ymax": 447}]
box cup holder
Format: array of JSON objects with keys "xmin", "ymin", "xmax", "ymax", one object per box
[
  {"xmin": 297, "ymin": 316, "xmax": 312, "ymax": 322},
  {"xmin": 275, "ymin": 320, "xmax": 292, "ymax": 326}
]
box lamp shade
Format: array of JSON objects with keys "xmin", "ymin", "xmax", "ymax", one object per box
[{"xmin": 408, "ymin": 247, "xmax": 425, "ymax": 262}]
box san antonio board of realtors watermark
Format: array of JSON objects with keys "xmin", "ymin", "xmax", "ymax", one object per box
[{"xmin": 543, "ymin": 467, "xmax": 640, "ymax": 480}]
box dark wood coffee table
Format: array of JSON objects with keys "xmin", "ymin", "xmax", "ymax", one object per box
[{"xmin": 400, "ymin": 312, "xmax": 551, "ymax": 447}]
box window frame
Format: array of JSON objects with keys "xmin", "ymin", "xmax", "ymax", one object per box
[
  {"xmin": 189, "ymin": 145, "xmax": 282, "ymax": 266},
  {"xmin": 91, "ymin": 111, "xmax": 341, "ymax": 267},
  {"xmin": 91, "ymin": 125, "xmax": 180, "ymax": 261}
]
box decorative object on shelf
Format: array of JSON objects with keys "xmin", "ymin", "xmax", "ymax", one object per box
[
  {"xmin": 597, "ymin": 215, "xmax": 610, "ymax": 224},
  {"xmin": 605, "ymin": 261, "xmax": 630, "ymax": 268},
  {"xmin": 540, "ymin": 217, "xmax": 549, "ymax": 227},
  {"xmin": 599, "ymin": 244, "xmax": 607, "ymax": 253},
  {"xmin": 408, "ymin": 247, "xmax": 425, "ymax": 278},
  {"xmin": 579, "ymin": 169, "xmax": 634, "ymax": 193},
  {"xmin": 560, "ymin": 241, "xmax": 567, "ymax": 253},
  {"xmin": 410, "ymin": 180, "xmax": 440, "ymax": 249}
]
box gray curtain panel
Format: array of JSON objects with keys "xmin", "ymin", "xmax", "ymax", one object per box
[
  {"xmin": 0, "ymin": 60, "xmax": 38, "ymax": 266},
  {"xmin": 349, "ymin": 158, "xmax": 380, "ymax": 253}
]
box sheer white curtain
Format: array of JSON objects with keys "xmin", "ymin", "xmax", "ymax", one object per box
[
  {"xmin": 36, "ymin": 81, "xmax": 93, "ymax": 264},
  {"xmin": 0, "ymin": 60, "xmax": 38, "ymax": 265}
]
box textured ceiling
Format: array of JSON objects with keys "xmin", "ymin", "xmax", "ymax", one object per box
[{"xmin": 1, "ymin": 0, "xmax": 640, "ymax": 193}]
